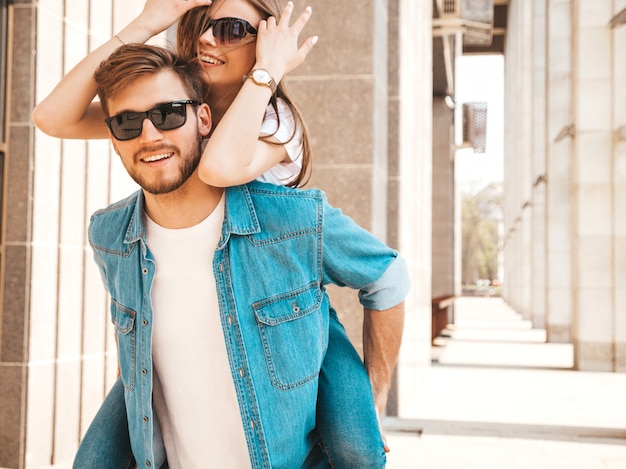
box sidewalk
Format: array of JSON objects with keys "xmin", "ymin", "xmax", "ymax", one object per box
[{"xmin": 383, "ymin": 296, "xmax": 626, "ymax": 469}]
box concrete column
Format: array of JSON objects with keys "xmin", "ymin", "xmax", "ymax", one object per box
[
  {"xmin": 520, "ymin": 0, "xmax": 535, "ymax": 322},
  {"xmin": 0, "ymin": 1, "xmax": 37, "ymax": 466},
  {"xmin": 531, "ymin": 0, "xmax": 548, "ymax": 329},
  {"xmin": 291, "ymin": 0, "xmax": 389, "ymax": 355},
  {"xmin": 503, "ymin": 0, "xmax": 534, "ymax": 321},
  {"xmin": 393, "ymin": 0, "xmax": 433, "ymax": 416},
  {"xmin": 292, "ymin": 0, "xmax": 433, "ymax": 415},
  {"xmin": 504, "ymin": 4, "xmax": 522, "ymax": 312},
  {"xmin": 614, "ymin": 2, "xmax": 626, "ymax": 372},
  {"xmin": 431, "ymin": 97, "xmax": 455, "ymax": 301},
  {"xmin": 545, "ymin": 0, "xmax": 573, "ymax": 343},
  {"xmin": 571, "ymin": 0, "xmax": 623, "ymax": 371}
]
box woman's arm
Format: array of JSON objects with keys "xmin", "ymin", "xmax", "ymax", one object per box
[
  {"xmin": 32, "ymin": 0, "xmax": 213, "ymax": 139},
  {"xmin": 198, "ymin": 2, "xmax": 317, "ymax": 187}
]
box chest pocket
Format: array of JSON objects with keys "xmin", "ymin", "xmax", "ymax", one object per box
[
  {"xmin": 111, "ymin": 299, "xmax": 137, "ymax": 392},
  {"xmin": 253, "ymin": 282, "xmax": 325, "ymax": 390}
]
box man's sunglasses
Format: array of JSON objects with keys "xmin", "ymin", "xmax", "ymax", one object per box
[
  {"xmin": 202, "ymin": 17, "xmax": 257, "ymax": 44},
  {"xmin": 105, "ymin": 100, "xmax": 199, "ymax": 141}
]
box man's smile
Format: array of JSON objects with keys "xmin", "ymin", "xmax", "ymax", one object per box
[{"xmin": 142, "ymin": 152, "xmax": 174, "ymax": 163}]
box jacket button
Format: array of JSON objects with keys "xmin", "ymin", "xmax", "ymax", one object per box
[
  {"xmin": 143, "ymin": 416, "xmax": 149, "ymax": 422},
  {"xmin": 239, "ymin": 368, "xmax": 244, "ymax": 378},
  {"xmin": 142, "ymin": 319, "xmax": 148, "ymax": 326},
  {"xmin": 292, "ymin": 303, "xmax": 300, "ymax": 313},
  {"xmin": 142, "ymin": 268, "xmax": 149, "ymax": 275},
  {"xmin": 142, "ymin": 369, "xmax": 147, "ymax": 375},
  {"xmin": 145, "ymin": 461, "xmax": 151, "ymax": 467}
]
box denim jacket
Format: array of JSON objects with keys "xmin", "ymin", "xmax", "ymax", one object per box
[{"xmin": 88, "ymin": 181, "xmax": 409, "ymax": 469}]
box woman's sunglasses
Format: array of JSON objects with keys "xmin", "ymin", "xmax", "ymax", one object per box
[
  {"xmin": 202, "ymin": 17, "xmax": 258, "ymax": 45},
  {"xmin": 105, "ymin": 100, "xmax": 199, "ymax": 141}
]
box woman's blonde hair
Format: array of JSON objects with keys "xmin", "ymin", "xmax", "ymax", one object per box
[{"xmin": 177, "ymin": 0, "xmax": 312, "ymax": 188}]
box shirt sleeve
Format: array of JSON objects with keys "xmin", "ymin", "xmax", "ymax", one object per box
[
  {"xmin": 319, "ymin": 194, "xmax": 411, "ymax": 309},
  {"xmin": 256, "ymin": 99, "xmax": 304, "ymax": 186}
]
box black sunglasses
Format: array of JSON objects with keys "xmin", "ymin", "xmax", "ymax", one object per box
[
  {"xmin": 105, "ymin": 100, "xmax": 199, "ymax": 141},
  {"xmin": 202, "ymin": 17, "xmax": 257, "ymax": 44}
]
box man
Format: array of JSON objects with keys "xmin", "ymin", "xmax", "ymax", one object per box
[{"xmin": 88, "ymin": 44, "xmax": 409, "ymax": 468}]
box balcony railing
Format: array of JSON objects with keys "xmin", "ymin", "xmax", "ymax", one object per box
[{"xmin": 434, "ymin": 0, "xmax": 494, "ymax": 46}]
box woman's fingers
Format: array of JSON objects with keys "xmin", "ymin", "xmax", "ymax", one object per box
[
  {"xmin": 278, "ymin": 1, "xmax": 296, "ymax": 27},
  {"xmin": 295, "ymin": 34, "xmax": 318, "ymax": 63},
  {"xmin": 255, "ymin": 3, "xmax": 317, "ymax": 77},
  {"xmin": 289, "ymin": 5, "xmax": 313, "ymax": 35},
  {"xmin": 275, "ymin": 2, "xmax": 312, "ymax": 36}
]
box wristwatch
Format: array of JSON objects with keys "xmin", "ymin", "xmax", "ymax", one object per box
[{"xmin": 246, "ymin": 69, "xmax": 277, "ymax": 94}]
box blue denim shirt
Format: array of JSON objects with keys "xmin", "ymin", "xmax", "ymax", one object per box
[{"xmin": 88, "ymin": 181, "xmax": 409, "ymax": 469}]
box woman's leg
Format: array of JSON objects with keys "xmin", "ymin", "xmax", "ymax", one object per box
[
  {"xmin": 73, "ymin": 378, "xmax": 136, "ymax": 469},
  {"xmin": 315, "ymin": 309, "xmax": 387, "ymax": 468}
]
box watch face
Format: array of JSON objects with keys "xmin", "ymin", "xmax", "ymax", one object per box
[{"xmin": 253, "ymin": 69, "xmax": 271, "ymax": 83}]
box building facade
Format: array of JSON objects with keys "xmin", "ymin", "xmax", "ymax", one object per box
[{"xmin": 0, "ymin": 1, "xmax": 432, "ymax": 467}]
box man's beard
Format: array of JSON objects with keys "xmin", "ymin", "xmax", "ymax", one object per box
[{"xmin": 128, "ymin": 135, "xmax": 203, "ymax": 195}]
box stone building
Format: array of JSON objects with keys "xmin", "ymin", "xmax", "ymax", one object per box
[
  {"xmin": 6, "ymin": 0, "xmax": 623, "ymax": 467},
  {"xmin": 0, "ymin": 1, "xmax": 431, "ymax": 467},
  {"xmin": 502, "ymin": 0, "xmax": 626, "ymax": 372}
]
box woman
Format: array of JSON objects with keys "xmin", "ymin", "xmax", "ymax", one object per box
[
  {"xmin": 33, "ymin": 1, "xmax": 389, "ymax": 467},
  {"xmin": 180, "ymin": 0, "xmax": 314, "ymax": 189},
  {"xmin": 33, "ymin": 0, "xmax": 314, "ymax": 189}
]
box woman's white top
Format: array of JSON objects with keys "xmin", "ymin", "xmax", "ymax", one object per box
[{"xmin": 257, "ymin": 98, "xmax": 304, "ymax": 186}]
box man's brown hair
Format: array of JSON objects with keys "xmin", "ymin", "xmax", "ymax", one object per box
[{"xmin": 94, "ymin": 44, "xmax": 205, "ymax": 116}]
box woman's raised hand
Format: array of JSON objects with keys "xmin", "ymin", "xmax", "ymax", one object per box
[
  {"xmin": 254, "ymin": 2, "xmax": 318, "ymax": 84},
  {"xmin": 127, "ymin": 0, "xmax": 214, "ymax": 41},
  {"xmin": 33, "ymin": 0, "xmax": 214, "ymax": 139}
]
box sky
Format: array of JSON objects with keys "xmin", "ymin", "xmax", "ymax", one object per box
[{"xmin": 454, "ymin": 54, "xmax": 504, "ymax": 194}]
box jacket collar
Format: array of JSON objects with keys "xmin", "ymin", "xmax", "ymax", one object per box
[
  {"xmin": 122, "ymin": 185, "xmax": 262, "ymax": 247},
  {"xmin": 124, "ymin": 190, "xmax": 147, "ymax": 245},
  {"xmin": 220, "ymin": 184, "xmax": 261, "ymax": 248}
]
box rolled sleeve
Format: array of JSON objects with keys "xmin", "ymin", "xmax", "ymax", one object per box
[{"xmin": 358, "ymin": 256, "xmax": 411, "ymax": 310}]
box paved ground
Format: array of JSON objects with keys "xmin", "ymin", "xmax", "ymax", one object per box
[{"xmin": 383, "ymin": 296, "xmax": 626, "ymax": 469}]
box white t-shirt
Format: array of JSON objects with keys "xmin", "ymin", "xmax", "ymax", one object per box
[
  {"xmin": 257, "ymin": 98, "xmax": 304, "ymax": 186},
  {"xmin": 146, "ymin": 196, "xmax": 250, "ymax": 468}
]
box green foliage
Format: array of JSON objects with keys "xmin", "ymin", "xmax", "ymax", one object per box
[{"xmin": 461, "ymin": 185, "xmax": 502, "ymax": 286}]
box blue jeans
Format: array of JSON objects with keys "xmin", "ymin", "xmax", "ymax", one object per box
[
  {"xmin": 73, "ymin": 378, "xmax": 135, "ymax": 469},
  {"xmin": 315, "ymin": 310, "xmax": 386, "ymax": 468},
  {"xmin": 74, "ymin": 312, "xmax": 385, "ymax": 468}
]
